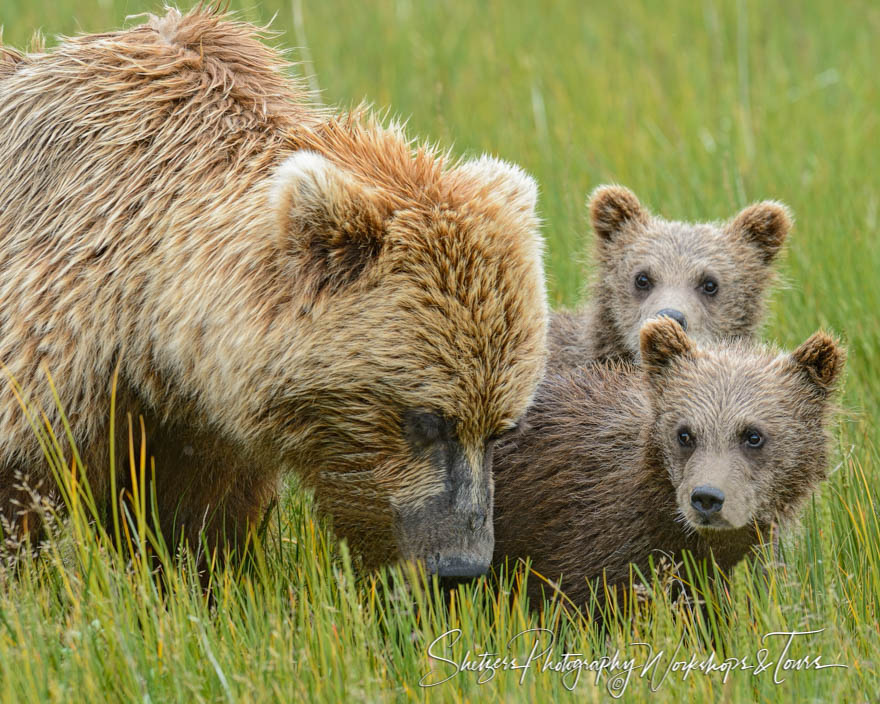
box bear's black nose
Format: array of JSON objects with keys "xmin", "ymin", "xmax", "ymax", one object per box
[
  {"xmin": 657, "ymin": 308, "xmax": 687, "ymax": 331},
  {"xmin": 691, "ymin": 485, "xmax": 724, "ymax": 517}
]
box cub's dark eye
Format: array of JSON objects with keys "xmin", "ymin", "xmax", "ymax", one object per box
[
  {"xmin": 403, "ymin": 410, "xmax": 450, "ymax": 449},
  {"xmin": 700, "ymin": 278, "xmax": 719, "ymax": 296},
  {"xmin": 634, "ymin": 272, "xmax": 653, "ymax": 291},
  {"xmin": 677, "ymin": 427, "xmax": 695, "ymax": 448},
  {"xmin": 743, "ymin": 429, "xmax": 764, "ymax": 448}
]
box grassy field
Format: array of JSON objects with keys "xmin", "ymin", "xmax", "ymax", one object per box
[{"xmin": 1, "ymin": 0, "xmax": 879, "ymax": 701}]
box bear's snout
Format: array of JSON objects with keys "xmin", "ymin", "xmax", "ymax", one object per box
[
  {"xmin": 690, "ymin": 485, "xmax": 725, "ymax": 519},
  {"xmin": 656, "ymin": 308, "xmax": 688, "ymax": 332},
  {"xmin": 394, "ymin": 444, "xmax": 494, "ymax": 578}
]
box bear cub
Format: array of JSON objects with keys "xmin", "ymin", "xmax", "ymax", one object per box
[
  {"xmin": 549, "ymin": 186, "xmax": 792, "ymax": 369},
  {"xmin": 493, "ymin": 317, "xmax": 845, "ymax": 610}
]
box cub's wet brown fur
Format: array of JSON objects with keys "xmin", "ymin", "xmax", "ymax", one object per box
[
  {"xmin": 493, "ymin": 318, "xmax": 844, "ymax": 610},
  {"xmin": 0, "ymin": 9, "xmax": 548, "ymax": 574},
  {"xmin": 549, "ymin": 186, "xmax": 792, "ymax": 369}
]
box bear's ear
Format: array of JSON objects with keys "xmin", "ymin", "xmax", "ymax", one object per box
[
  {"xmin": 454, "ymin": 155, "xmax": 538, "ymax": 215},
  {"xmin": 788, "ymin": 331, "xmax": 846, "ymax": 395},
  {"xmin": 588, "ymin": 185, "xmax": 649, "ymax": 243},
  {"xmin": 729, "ymin": 201, "xmax": 792, "ymax": 263},
  {"xmin": 272, "ymin": 151, "xmax": 387, "ymax": 292},
  {"xmin": 640, "ymin": 316, "xmax": 696, "ymax": 382}
]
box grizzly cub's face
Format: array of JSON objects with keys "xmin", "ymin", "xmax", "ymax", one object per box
[
  {"xmin": 272, "ymin": 151, "xmax": 548, "ymax": 575},
  {"xmin": 590, "ymin": 186, "xmax": 792, "ymax": 360},
  {"xmin": 640, "ymin": 318, "xmax": 844, "ymax": 535}
]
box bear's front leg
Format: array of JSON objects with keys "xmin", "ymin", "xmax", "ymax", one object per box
[
  {"xmin": 0, "ymin": 461, "xmax": 58, "ymax": 549},
  {"xmin": 118, "ymin": 412, "xmax": 280, "ymax": 565}
]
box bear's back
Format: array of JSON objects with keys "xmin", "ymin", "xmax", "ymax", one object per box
[
  {"xmin": 0, "ymin": 9, "xmax": 313, "ymax": 251},
  {"xmin": 492, "ymin": 363, "xmax": 659, "ymax": 578}
]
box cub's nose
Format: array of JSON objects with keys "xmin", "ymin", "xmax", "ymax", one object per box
[
  {"xmin": 656, "ymin": 308, "xmax": 688, "ymax": 331},
  {"xmin": 691, "ymin": 485, "xmax": 725, "ymax": 517}
]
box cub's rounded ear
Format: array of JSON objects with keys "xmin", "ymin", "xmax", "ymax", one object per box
[
  {"xmin": 454, "ymin": 155, "xmax": 538, "ymax": 215},
  {"xmin": 729, "ymin": 201, "xmax": 792, "ymax": 263},
  {"xmin": 271, "ymin": 151, "xmax": 388, "ymax": 293},
  {"xmin": 640, "ymin": 316, "xmax": 696, "ymax": 382},
  {"xmin": 789, "ymin": 331, "xmax": 846, "ymax": 395},
  {"xmin": 588, "ymin": 185, "xmax": 648, "ymax": 243}
]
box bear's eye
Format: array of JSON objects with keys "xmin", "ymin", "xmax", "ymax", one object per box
[
  {"xmin": 700, "ymin": 278, "xmax": 719, "ymax": 296},
  {"xmin": 742, "ymin": 429, "xmax": 764, "ymax": 448},
  {"xmin": 677, "ymin": 427, "xmax": 695, "ymax": 448},
  {"xmin": 634, "ymin": 272, "xmax": 653, "ymax": 291},
  {"xmin": 403, "ymin": 410, "xmax": 452, "ymax": 449}
]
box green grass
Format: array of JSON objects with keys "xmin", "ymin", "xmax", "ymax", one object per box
[{"xmin": 1, "ymin": 0, "xmax": 879, "ymax": 700}]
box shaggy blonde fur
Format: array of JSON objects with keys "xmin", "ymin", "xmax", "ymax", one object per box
[{"xmin": 0, "ymin": 8, "xmax": 548, "ymax": 571}]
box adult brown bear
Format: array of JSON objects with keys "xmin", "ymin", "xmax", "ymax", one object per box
[{"xmin": 0, "ymin": 9, "xmax": 548, "ymax": 576}]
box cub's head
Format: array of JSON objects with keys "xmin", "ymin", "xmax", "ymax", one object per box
[
  {"xmin": 640, "ymin": 317, "xmax": 844, "ymax": 536},
  {"xmin": 270, "ymin": 145, "xmax": 547, "ymax": 576},
  {"xmin": 590, "ymin": 185, "xmax": 792, "ymax": 361}
]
